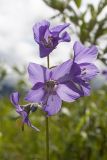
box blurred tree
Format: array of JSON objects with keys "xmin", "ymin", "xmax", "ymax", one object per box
[{"xmin": 43, "ymin": 0, "xmax": 107, "ymax": 65}]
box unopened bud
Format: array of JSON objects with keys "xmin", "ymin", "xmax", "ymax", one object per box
[{"xmin": 31, "ymin": 104, "xmax": 38, "ymax": 112}]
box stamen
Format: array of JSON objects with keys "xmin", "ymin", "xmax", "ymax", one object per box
[
  {"xmin": 45, "ymin": 80, "xmax": 57, "ymax": 92},
  {"xmin": 82, "ymin": 68, "xmax": 86, "ymax": 71},
  {"xmin": 81, "ymin": 68, "xmax": 87, "ymax": 75},
  {"xmin": 41, "ymin": 36, "xmax": 53, "ymax": 48},
  {"xmin": 31, "ymin": 104, "xmax": 38, "ymax": 112}
]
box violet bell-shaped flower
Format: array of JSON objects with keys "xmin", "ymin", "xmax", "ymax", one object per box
[
  {"xmin": 10, "ymin": 92, "xmax": 39, "ymax": 131},
  {"xmin": 70, "ymin": 41, "xmax": 99, "ymax": 96},
  {"xmin": 25, "ymin": 61, "xmax": 82, "ymax": 116},
  {"xmin": 33, "ymin": 20, "xmax": 71, "ymax": 58}
]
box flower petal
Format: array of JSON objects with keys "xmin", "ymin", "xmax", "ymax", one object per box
[
  {"xmin": 25, "ymin": 88, "xmax": 45, "ymax": 103},
  {"xmin": 70, "ymin": 62, "xmax": 81, "ymax": 77},
  {"xmin": 73, "ymin": 41, "xmax": 98, "ymax": 64},
  {"xmin": 50, "ymin": 23, "xmax": 70, "ymax": 35},
  {"xmin": 80, "ymin": 82, "xmax": 91, "ymax": 96},
  {"xmin": 10, "ymin": 92, "xmax": 23, "ymax": 112},
  {"xmin": 10, "ymin": 92, "xmax": 19, "ymax": 105},
  {"xmin": 21, "ymin": 112, "xmax": 40, "ymax": 131},
  {"xmin": 28, "ymin": 63, "xmax": 50, "ymax": 85},
  {"xmin": 44, "ymin": 94, "xmax": 62, "ymax": 116},
  {"xmin": 73, "ymin": 78, "xmax": 91, "ymax": 96},
  {"xmin": 20, "ymin": 111, "xmax": 28, "ymax": 123},
  {"xmin": 59, "ymin": 31, "xmax": 71, "ymax": 42},
  {"xmin": 32, "ymin": 82, "xmax": 44, "ymax": 90},
  {"xmin": 51, "ymin": 59, "xmax": 72, "ymax": 83},
  {"xmin": 39, "ymin": 44, "xmax": 53, "ymax": 58},
  {"xmin": 79, "ymin": 63, "xmax": 99, "ymax": 81},
  {"xmin": 33, "ymin": 20, "xmax": 50, "ymax": 44},
  {"xmin": 56, "ymin": 82, "xmax": 81, "ymax": 102}
]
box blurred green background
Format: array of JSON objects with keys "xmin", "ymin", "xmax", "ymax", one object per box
[{"xmin": 0, "ymin": 0, "xmax": 107, "ymax": 159}]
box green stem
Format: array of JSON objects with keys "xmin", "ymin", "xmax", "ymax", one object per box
[
  {"xmin": 46, "ymin": 116, "xmax": 49, "ymax": 160},
  {"xmin": 45, "ymin": 55, "xmax": 50, "ymax": 160},
  {"xmin": 47, "ymin": 55, "xmax": 50, "ymax": 68}
]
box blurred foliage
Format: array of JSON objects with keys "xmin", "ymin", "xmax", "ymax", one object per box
[
  {"xmin": 43, "ymin": 0, "xmax": 107, "ymax": 65},
  {"xmin": 0, "ymin": 66, "xmax": 7, "ymax": 82},
  {"xmin": 43, "ymin": 0, "xmax": 70, "ymax": 12},
  {"xmin": 0, "ymin": 65, "xmax": 28, "ymax": 96},
  {"xmin": 1, "ymin": 88, "xmax": 107, "ymax": 159},
  {"xmin": 12, "ymin": 66, "xmax": 28, "ymax": 91}
]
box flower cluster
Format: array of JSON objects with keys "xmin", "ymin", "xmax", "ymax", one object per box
[{"xmin": 10, "ymin": 20, "xmax": 99, "ymax": 131}]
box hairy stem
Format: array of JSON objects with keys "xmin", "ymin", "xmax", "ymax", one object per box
[{"xmin": 45, "ymin": 55, "xmax": 50, "ymax": 160}]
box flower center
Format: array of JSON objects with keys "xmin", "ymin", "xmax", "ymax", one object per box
[
  {"xmin": 45, "ymin": 80, "xmax": 57, "ymax": 93},
  {"xmin": 42, "ymin": 36, "xmax": 53, "ymax": 48},
  {"xmin": 81, "ymin": 68, "xmax": 87, "ymax": 75}
]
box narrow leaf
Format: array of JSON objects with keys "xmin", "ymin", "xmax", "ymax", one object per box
[{"xmin": 75, "ymin": 0, "xmax": 82, "ymax": 8}]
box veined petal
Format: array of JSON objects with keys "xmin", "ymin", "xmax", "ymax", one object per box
[
  {"xmin": 70, "ymin": 62, "xmax": 81, "ymax": 77},
  {"xmin": 50, "ymin": 23, "xmax": 70, "ymax": 35},
  {"xmin": 73, "ymin": 41, "xmax": 98, "ymax": 64},
  {"xmin": 39, "ymin": 44, "xmax": 53, "ymax": 58},
  {"xmin": 21, "ymin": 112, "xmax": 40, "ymax": 131},
  {"xmin": 80, "ymin": 82, "xmax": 91, "ymax": 96},
  {"xmin": 59, "ymin": 31, "xmax": 71, "ymax": 42},
  {"xmin": 73, "ymin": 78, "xmax": 91, "ymax": 96},
  {"xmin": 20, "ymin": 111, "xmax": 28, "ymax": 122},
  {"xmin": 25, "ymin": 88, "xmax": 45, "ymax": 103},
  {"xmin": 56, "ymin": 82, "xmax": 81, "ymax": 102},
  {"xmin": 28, "ymin": 63, "xmax": 50, "ymax": 84},
  {"xmin": 33, "ymin": 20, "xmax": 50, "ymax": 44},
  {"xmin": 44, "ymin": 94, "xmax": 62, "ymax": 116},
  {"xmin": 10, "ymin": 92, "xmax": 23, "ymax": 112},
  {"xmin": 32, "ymin": 82, "xmax": 44, "ymax": 90},
  {"xmin": 51, "ymin": 59, "xmax": 72, "ymax": 82},
  {"xmin": 79, "ymin": 63, "xmax": 99, "ymax": 81},
  {"xmin": 10, "ymin": 92, "xmax": 19, "ymax": 105}
]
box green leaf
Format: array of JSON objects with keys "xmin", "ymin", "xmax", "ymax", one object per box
[
  {"xmin": 88, "ymin": 4, "xmax": 96, "ymax": 18},
  {"xmin": 75, "ymin": 0, "xmax": 82, "ymax": 8},
  {"xmin": 43, "ymin": 0, "xmax": 67, "ymax": 12}
]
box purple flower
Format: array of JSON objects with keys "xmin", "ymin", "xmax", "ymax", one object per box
[
  {"xmin": 10, "ymin": 92, "xmax": 39, "ymax": 131},
  {"xmin": 25, "ymin": 61, "xmax": 82, "ymax": 116},
  {"xmin": 102, "ymin": 70, "xmax": 107, "ymax": 78},
  {"xmin": 70, "ymin": 41, "xmax": 99, "ymax": 96},
  {"xmin": 33, "ymin": 20, "xmax": 71, "ymax": 58}
]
